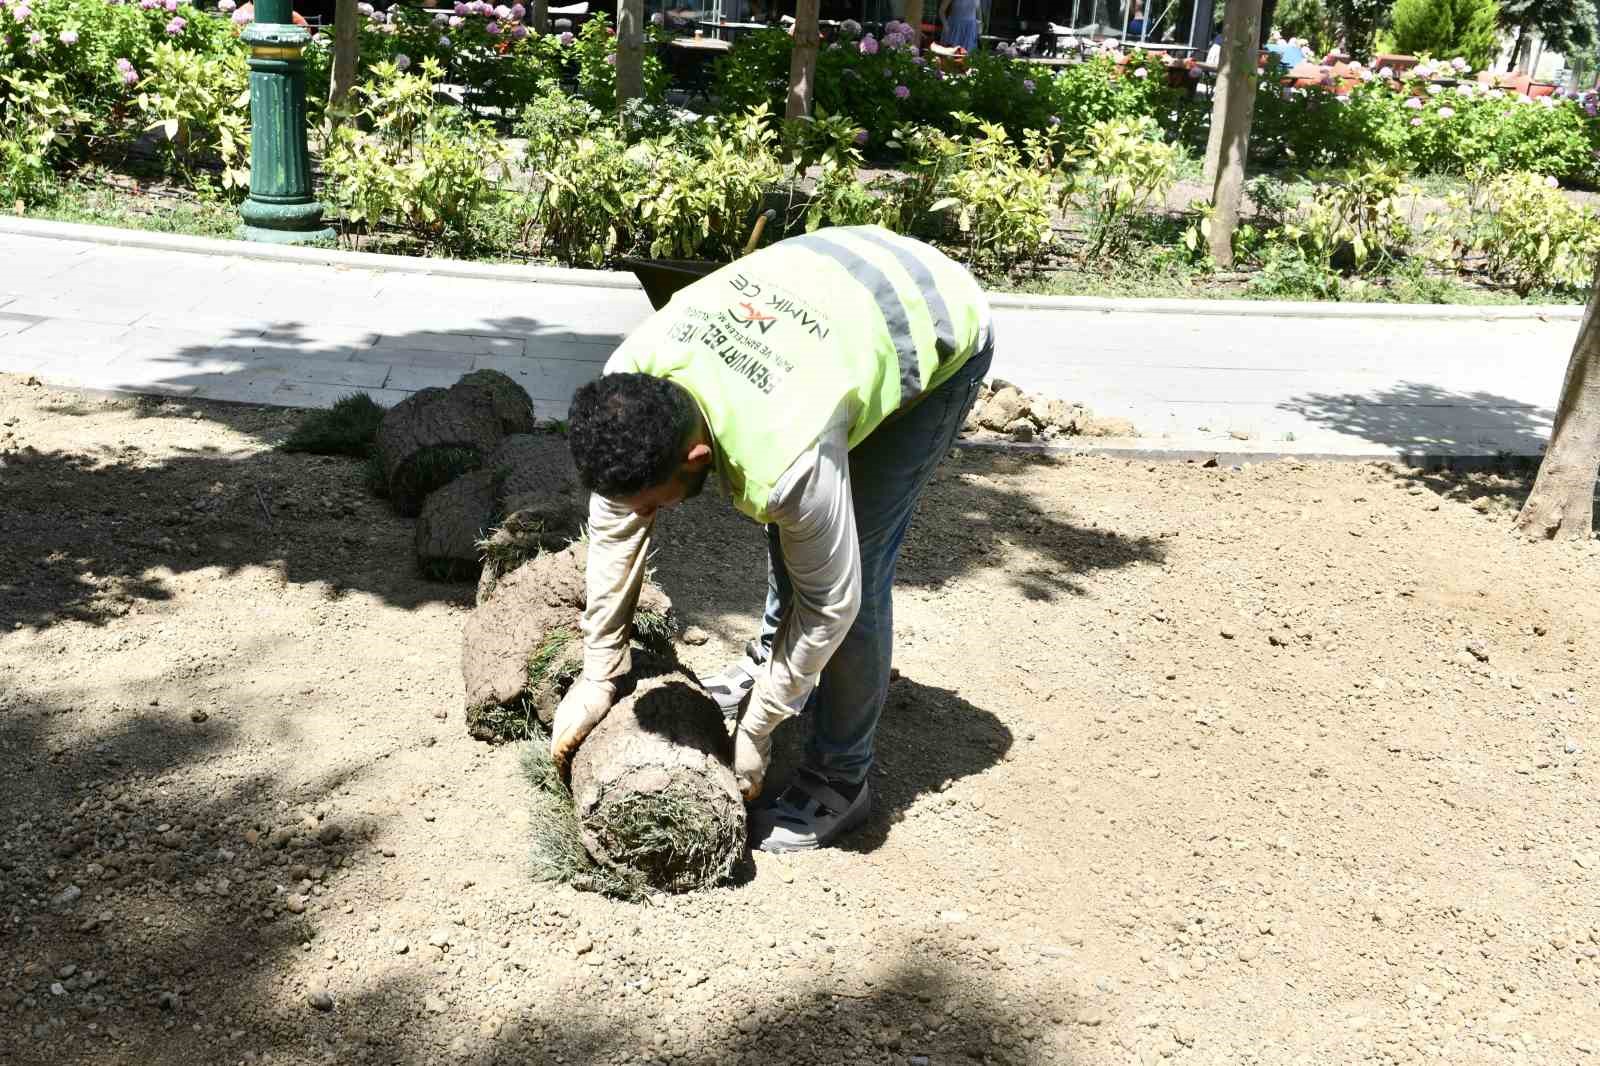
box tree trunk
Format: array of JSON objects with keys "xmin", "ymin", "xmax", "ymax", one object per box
[
  {"xmin": 1513, "ymin": 260, "xmax": 1600, "ymax": 540},
  {"xmin": 901, "ymin": 0, "xmax": 923, "ymax": 46},
  {"xmin": 1508, "ymin": 25, "xmax": 1525, "ymax": 72},
  {"xmin": 569, "ymin": 652, "xmax": 745, "ymax": 893},
  {"xmin": 1258, "ymin": 0, "xmax": 1277, "ymax": 46},
  {"xmin": 328, "ymin": 0, "xmax": 360, "ymax": 127},
  {"xmin": 786, "ymin": 0, "xmax": 821, "ymax": 118},
  {"xmin": 530, "ymin": 0, "xmax": 547, "ymax": 33},
  {"xmin": 616, "ymin": 0, "xmax": 645, "ymax": 106},
  {"xmin": 1204, "ymin": 0, "xmax": 1263, "ymax": 268}
]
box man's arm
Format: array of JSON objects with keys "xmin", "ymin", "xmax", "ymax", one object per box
[
  {"xmin": 761, "ymin": 422, "xmax": 862, "ymax": 718},
  {"xmin": 731, "ymin": 420, "xmax": 860, "ymax": 798},
  {"xmin": 580, "ymin": 491, "xmax": 656, "ymax": 683}
]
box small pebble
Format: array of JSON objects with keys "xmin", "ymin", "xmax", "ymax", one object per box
[
  {"xmin": 683, "ymin": 626, "xmax": 710, "ymax": 646},
  {"xmin": 307, "ymin": 986, "xmax": 334, "ymax": 1012}
]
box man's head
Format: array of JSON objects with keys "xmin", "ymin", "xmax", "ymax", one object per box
[{"xmin": 568, "ymin": 373, "xmax": 713, "ymax": 517}]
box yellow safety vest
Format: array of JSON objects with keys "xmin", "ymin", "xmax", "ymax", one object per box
[{"xmin": 608, "ymin": 225, "xmax": 988, "ymax": 523}]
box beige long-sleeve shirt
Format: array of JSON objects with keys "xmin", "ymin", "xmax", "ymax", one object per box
[{"xmin": 580, "ymin": 403, "xmax": 860, "ymax": 722}]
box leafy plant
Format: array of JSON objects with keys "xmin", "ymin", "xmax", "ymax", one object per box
[
  {"xmin": 1061, "ymin": 117, "xmax": 1179, "ymax": 258},
  {"xmin": 1432, "ymin": 170, "xmax": 1600, "ymax": 294},
  {"xmin": 135, "ymin": 43, "xmax": 250, "ymax": 191},
  {"xmin": 1279, "ymin": 162, "xmax": 1413, "ymax": 273},
  {"xmin": 321, "ymin": 58, "xmax": 507, "ymax": 251},
  {"xmin": 924, "ymin": 116, "xmax": 1054, "ymax": 271}
]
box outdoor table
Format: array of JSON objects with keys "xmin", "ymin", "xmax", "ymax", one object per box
[
  {"xmin": 696, "ymin": 18, "xmax": 770, "ymax": 41},
  {"xmin": 670, "ymin": 35, "xmax": 733, "ymax": 51},
  {"xmin": 1022, "ymin": 56, "xmax": 1077, "ymax": 67},
  {"xmin": 1124, "ymin": 40, "xmax": 1194, "ymax": 55}
]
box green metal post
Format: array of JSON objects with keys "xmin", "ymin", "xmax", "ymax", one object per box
[{"xmin": 239, "ymin": 0, "xmax": 334, "ymax": 243}]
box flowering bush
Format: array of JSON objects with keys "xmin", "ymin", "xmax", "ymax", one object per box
[{"xmin": 1431, "ymin": 170, "xmax": 1600, "ymax": 294}]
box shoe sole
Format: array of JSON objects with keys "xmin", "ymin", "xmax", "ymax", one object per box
[{"xmin": 755, "ymin": 790, "xmax": 871, "ymax": 854}]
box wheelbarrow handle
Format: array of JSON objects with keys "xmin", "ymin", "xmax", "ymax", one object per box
[{"xmin": 742, "ymin": 209, "xmax": 778, "ymax": 258}]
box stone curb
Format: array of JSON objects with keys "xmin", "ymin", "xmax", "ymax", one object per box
[{"xmin": 6, "ymin": 216, "xmax": 1584, "ymax": 322}]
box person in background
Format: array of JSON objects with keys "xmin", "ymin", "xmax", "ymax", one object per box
[{"xmin": 940, "ymin": 0, "xmax": 980, "ymax": 51}]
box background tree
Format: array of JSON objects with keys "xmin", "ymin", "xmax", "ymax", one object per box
[
  {"xmin": 1514, "ymin": 259, "xmax": 1600, "ymax": 539},
  {"xmin": 1204, "ymin": 0, "xmax": 1264, "ymax": 266},
  {"xmin": 1388, "ymin": 0, "xmax": 1500, "ymax": 68},
  {"xmin": 616, "ymin": 0, "xmax": 644, "ymax": 104},
  {"xmin": 1498, "ymin": 0, "xmax": 1595, "ymax": 71},
  {"xmin": 1332, "ymin": 0, "xmax": 1394, "ymax": 57},
  {"xmin": 328, "ymin": 0, "xmax": 360, "ymax": 128},
  {"xmin": 787, "ymin": 0, "xmax": 822, "ymax": 117},
  {"xmin": 1275, "ymin": 0, "xmax": 1342, "ymax": 54}
]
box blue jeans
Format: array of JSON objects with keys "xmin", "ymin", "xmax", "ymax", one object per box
[{"xmin": 752, "ymin": 337, "xmax": 994, "ymax": 786}]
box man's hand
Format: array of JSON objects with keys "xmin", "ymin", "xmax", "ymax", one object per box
[
  {"xmin": 733, "ymin": 680, "xmax": 792, "ymax": 801},
  {"xmin": 550, "ymin": 677, "xmax": 616, "ymax": 778}
]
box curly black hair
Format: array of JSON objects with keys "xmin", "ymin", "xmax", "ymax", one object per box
[{"xmin": 568, "ymin": 373, "xmax": 699, "ymax": 498}]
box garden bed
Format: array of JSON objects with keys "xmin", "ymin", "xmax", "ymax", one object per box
[{"xmin": 3, "ymin": 372, "xmax": 1599, "ymax": 1064}]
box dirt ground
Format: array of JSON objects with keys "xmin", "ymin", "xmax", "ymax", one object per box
[{"xmin": 2, "ymin": 372, "xmax": 1598, "ymax": 1066}]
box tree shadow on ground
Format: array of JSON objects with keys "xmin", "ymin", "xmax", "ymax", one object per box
[
  {"xmin": 760, "ymin": 677, "xmax": 1013, "ymax": 857},
  {"xmin": 0, "ymin": 417, "xmax": 466, "ymax": 632},
  {"xmin": 2, "ymin": 688, "xmax": 1074, "ymax": 1066},
  {"xmin": 1278, "ymin": 381, "xmax": 1555, "ymax": 458}
]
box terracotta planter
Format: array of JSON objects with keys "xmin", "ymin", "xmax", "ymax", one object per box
[{"xmin": 1530, "ymin": 81, "xmax": 1557, "ymax": 98}]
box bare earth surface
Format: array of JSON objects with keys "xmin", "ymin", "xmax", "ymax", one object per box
[{"xmin": 2, "ymin": 373, "xmax": 1598, "ymax": 1066}]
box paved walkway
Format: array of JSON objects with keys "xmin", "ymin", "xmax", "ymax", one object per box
[{"xmin": 0, "ymin": 230, "xmax": 1579, "ymax": 457}]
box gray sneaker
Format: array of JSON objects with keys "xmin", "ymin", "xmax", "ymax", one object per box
[
  {"xmin": 702, "ymin": 641, "xmax": 763, "ymax": 718},
  {"xmin": 750, "ymin": 769, "xmax": 871, "ymax": 853}
]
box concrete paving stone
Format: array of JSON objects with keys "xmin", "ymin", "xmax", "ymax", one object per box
[
  {"xmin": 522, "ymin": 334, "xmax": 620, "ymax": 362},
  {"xmin": 471, "ymin": 354, "xmax": 601, "ymax": 400},
  {"xmin": 0, "ymin": 349, "xmax": 48, "ymax": 374},
  {"xmin": 245, "ymin": 354, "xmax": 390, "ymax": 388},
  {"xmin": 182, "ymin": 372, "xmax": 294, "ymax": 406},
  {"xmin": 0, "ymin": 318, "xmax": 131, "ymax": 359},
  {"xmin": 119, "ymin": 326, "xmax": 244, "ymax": 361},
  {"xmin": 372, "ymin": 330, "xmax": 526, "ymax": 356},
  {"xmin": 348, "ymin": 346, "xmax": 476, "ymax": 371},
  {"xmin": 133, "ymin": 310, "xmax": 276, "ymax": 340},
  {"xmin": 258, "ymin": 324, "xmax": 381, "ymax": 350},
  {"xmin": 381, "ymin": 365, "xmax": 476, "ymax": 392},
  {"xmin": 0, "ymin": 296, "xmax": 149, "ymax": 326},
  {"xmin": 0, "ymin": 312, "xmax": 44, "ymax": 338}
]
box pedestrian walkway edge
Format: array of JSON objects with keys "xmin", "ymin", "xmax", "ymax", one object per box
[{"xmin": 13, "ymin": 215, "xmax": 1585, "ymax": 322}]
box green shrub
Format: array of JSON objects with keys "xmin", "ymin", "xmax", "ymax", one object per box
[
  {"xmin": 135, "ymin": 43, "xmax": 250, "ymax": 191},
  {"xmin": 322, "ymin": 58, "xmax": 507, "ymax": 251},
  {"xmin": 1433, "ymin": 170, "xmax": 1600, "ymax": 294},
  {"xmin": 1274, "ymin": 0, "xmax": 1341, "ymax": 56},
  {"xmin": 1279, "ymin": 163, "xmax": 1413, "ymax": 273},
  {"xmin": 572, "ymin": 14, "xmax": 668, "ymax": 112},
  {"xmin": 906, "ymin": 115, "xmax": 1054, "ymax": 271},
  {"xmin": 1387, "ymin": 0, "xmax": 1500, "ymax": 70},
  {"xmin": 1062, "ymin": 116, "xmax": 1179, "ymax": 257}
]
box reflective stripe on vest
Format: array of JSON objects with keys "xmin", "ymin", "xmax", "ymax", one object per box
[
  {"xmin": 848, "ymin": 227, "xmax": 959, "ymax": 363},
  {"xmin": 787, "ymin": 231, "xmax": 927, "ymax": 408}
]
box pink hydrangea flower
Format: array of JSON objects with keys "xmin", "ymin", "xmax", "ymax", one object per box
[
  {"xmin": 58, "ymin": 27, "xmax": 76, "ymax": 43},
  {"xmin": 485, "ymin": 19, "xmax": 498, "ymax": 32},
  {"xmin": 448, "ymin": 14, "xmax": 462, "ymax": 26},
  {"xmin": 165, "ymin": 15, "xmax": 184, "ymax": 32},
  {"xmin": 558, "ymin": 30, "xmax": 573, "ymax": 44},
  {"xmin": 218, "ymin": 0, "xmax": 235, "ymax": 9},
  {"xmin": 26, "ymin": 28, "xmax": 39, "ymax": 43},
  {"xmin": 1437, "ymin": 106, "xmax": 1454, "ymax": 118},
  {"xmin": 859, "ymin": 33, "xmax": 877, "ymax": 55},
  {"xmin": 357, "ymin": 1, "xmax": 372, "ymax": 12},
  {"xmin": 231, "ymin": 6, "xmax": 248, "ymax": 21},
  {"xmin": 1538, "ymin": 95, "xmax": 1555, "ymax": 107},
  {"xmin": 1047, "ymin": 114, "xmax": 1060, "ymax": 126},
  {"xmin": 1023, "ymin": 78, "xmax": 1035, "ymax": 92},
  {"xmin": 11, "ymin": 5, "xmax": 29, "ymax": 21},
  {"xmin": 854, "ymin": 129, "xmax": 869, "ymax": 145},
  {"xmin": 163, "ymin": 0, "xmax": 176, "ymax": 10},
  {"xmin": 453, "ymin": 1, "xmax": 465, "ymax": 11},
  {"xmin": 894, "ymin": 83, "xmax": 909, "ymax": 98},
  {"xmin": 510, "ymin": 22, "xmax": 525, "ymax": 36},
  {"xmin": 1403, "ymin": 96, "xmax": 1422, "ymax": 109},
  {"xmin": 511, "ymin": 2, "xmax": 524, "ymax": 16},
  {"xmin": 493, "ymin": 3, "xmax": 509, "ymax": 17},
  {"xmin": 1377, "ymin": 66, "xmax": 1393, "ymax": 78},
  {"xmin": 1410, "ymin": 116, "xmax": 1422, "ymax": 126},
  {"xmin": 1546, "ymin": 175, "xmax": 1560, "ymax": 187},
  {"xmin": 1132, "ymin": 66, "xmax": 1147, "ymax": 78},
  {"xmin": 394, "ymin": 52, "xmax": 409, "ymax": 69}
]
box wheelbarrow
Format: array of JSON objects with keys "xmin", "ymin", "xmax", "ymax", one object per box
[{"xmin": 618, "ymin": 210, "xmax": 776, "ymax": 312}]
